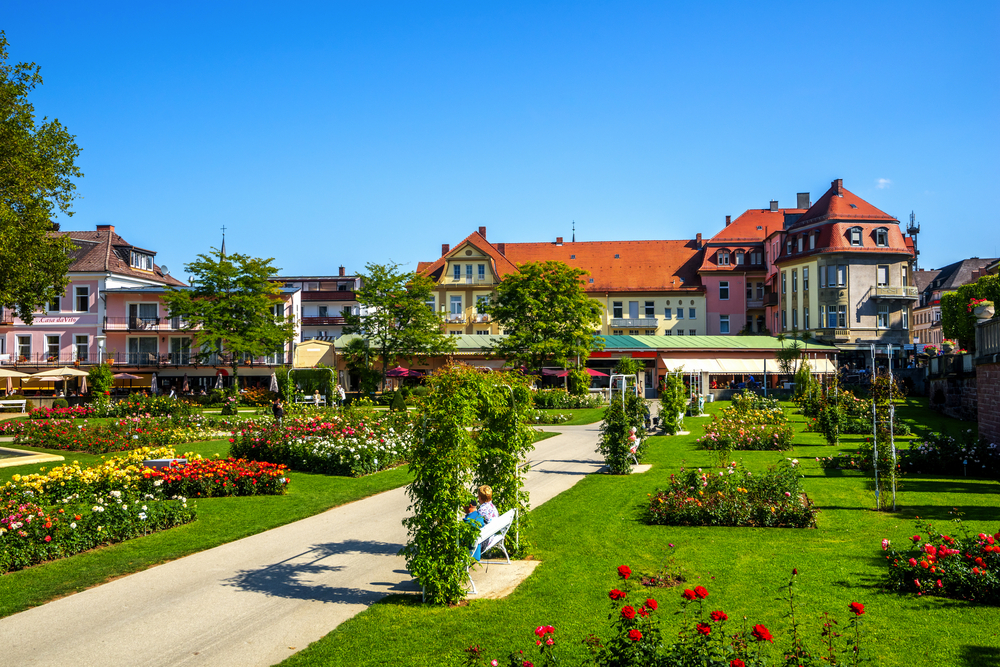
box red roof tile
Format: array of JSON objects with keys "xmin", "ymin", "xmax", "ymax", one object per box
[
  {"xmin": 418, "ymin": 230, "xmax": 520, "ymax": 282},
  {"xmin": 708, "ymin": 208, "xmax": 806, "ymax": 243},
  {"xmin": 52, "ymin": 229, "xmax": 186, "ymax": 285},
  {"xmin": 791, "ymin": 179, "xmax": 897, "ymax": 228},
  {"xmin": 775, "ymin": 222, "xmax": 913, "ymax": 265}
]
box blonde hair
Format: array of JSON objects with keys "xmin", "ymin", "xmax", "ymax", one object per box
[{"xmin": 477, "ymin": 485, "xmax": 493, "ymax": 502}]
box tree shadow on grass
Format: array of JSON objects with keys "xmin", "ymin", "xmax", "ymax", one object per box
[
  {"xmin": 223, "ymin": 539, "xmax": 418, "ymax": 604},
  {"xmin": 901, "ymin": 478, "xmax": 1000, "ymax": 495},
  {"xmin": 960, "ymin": 645, "xmax": 1000, "ymax": 666}
]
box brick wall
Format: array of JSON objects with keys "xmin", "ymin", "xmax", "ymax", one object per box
[
  {"xmin": 978, "ymin": 361, "xmax": 1000, "ymax": 443},
  {"xmin": 928, "ymin": 375, "xmax": 978, "ymax": 421}
]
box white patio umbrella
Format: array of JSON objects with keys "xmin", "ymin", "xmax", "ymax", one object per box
[
  {"xmin": 29, "ymin": 367, "xmax": 89, "ymax": 396},
  {"xmin": 0, "ymin": 369, "xmax": 29, "ymax": 395},
  {"xmin": 182, "ymin": 373, "xmax": 190, "ymax": 393},
  {"xmin": 269, "ymin": 372, "xmax": 279, "ymax": 393},
  {"xmin": 79, "ymin": 375, "xmax": 87, "ymax": 395},
  {"xmin": 151, "ymin": 373, "xmax": 159, "ymax": 395},
  {"xmin": 214, "ymin": 373, "xmax": 223, "ymax": 389}
]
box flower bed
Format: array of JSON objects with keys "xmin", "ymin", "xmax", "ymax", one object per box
[
  {"xmin": 28, "ymin": 405, "xmax": 95, "ymax": 420},
  {"xmin": 882, "ymin": 518, "xmax": 1000, "ymax": 603},
  {"xmin": 229, "ymin": 411, "xmax": 415, "ymax": 476},
  {"xmin": 2, "ymin": 418, "xmax": 175, "ymax": 454},
  {"xmin": 696, "ymin": 416, "xmax": 794, "ymax": 451},
  {"xmin": 526, "ymin": 409, "xmax": 571, "ymax": 424},
  {"xmin": 98, "ymin": 394, "xmax": 194, "ymax": 418},
  {"xmin": 533, "ymin": 388, "xmax": 603, "ymax": 409},
  {"xmin": 140, "ymin": 458, "xmax": 289, "ymax": 498},
  {"xmin": 899, "ymin": 431, "xmax": 1000, "ymax": 477},
  {"xmin": 647, "ymin": 460, "xmax": 817, "ymax": 528}
]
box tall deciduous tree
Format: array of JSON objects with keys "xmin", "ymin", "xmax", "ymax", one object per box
[
  {"xmin": 0, "ymin": 32, "xmax": 82, "ymax": 323},
  {"xmin": 343, "ymin": 262, "xmax": 455, "ymax": 391},
  {"xmin": 486, "ymin": 260, "xmax": 604, "ymax": 371},
  {"xmin": 161, "ymin": 249, "xmax": 295, "ymax": 386}
]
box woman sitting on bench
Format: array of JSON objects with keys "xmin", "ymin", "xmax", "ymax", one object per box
[{"xmin": 477, "ymin": 485, "xmax": 498, "ymax": 524}]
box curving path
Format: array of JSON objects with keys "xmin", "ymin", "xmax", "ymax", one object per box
[{"xmin": 0, "ymin": 423, "xmax": 603, "ymax": 667}]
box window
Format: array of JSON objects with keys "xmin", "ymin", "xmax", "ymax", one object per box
[
  {"xmin": 453, "ymin": 265, "xmax": 460, "ymax": 281},
  {"xmin": 466, "ymin": 264, "xmax": 472, "ymax": 280},
  {"xmin": 663, "ymin": 330, "xmax": 672, "ymax": 336},
  {"xmin": 170, "ymin": 337, "xmax": 191, "ymax": 364},
  {"xmin": 449, "ymin": 330, "xmax": 462, "ymax": 336},
  {"xmin": 613, "ymin": 301, "xmax": 623, "ymax": 318},
  {"xmin": 820, "ymin": 305, "xmax": 827, "ymax": 327},
  {"xmin": 792, "ymin": 269, "xmax": 798, "ymax": 293},
  {"xmin": 476, "ymin": 295, "xmax": 490, "ymax": 313},
  {"xmin": 629, "ymin": 301, "xmax": 639, "ymax": 319},
  {"xmin": 128, "ymin": 303, "xmax": 157, "ymax": 327},
  {"xmin": 902, "ymin": 309, "xmax": 909, "ymax": 329},
  {"xmin": 878, "ymin": 303, "xmax": 889, "ymax": 328},
  {"xmin": 476, "ymin": 329, "xmax": 490, "ymax": 335},
  {"xmin": 130, "ymin": 251, "xmax": 153, "ymax": 270},
  {"xmin": 781, "ymin": 310, "xmax": 787, "ymax": 330},
  {"xmin": 75, "ymin": 335, "xmax": 88, "ymax": 361},
  {"xmin": 747, "ymin": 284, "xmax": 753, "ymax": 300},
  {"xmin": 425, "ymin": 296, "xmax": 435, "ymax": 311},
  {"xmin": 797, "ymin": 236, "xmax": 804, "ymax": 252},
  {"xmin": 717, "ymin": 250, "xmax": 730, "ymax": 265},
  {"xmin": 689, "ymin": 329, "xmax": 696, "ymax": 336},
  {"xmin": 628, "ymin": 329, "xmax": 639, "ymax": 335},
  {"xmin": 756, "ymin": 282, "xmax": 764, "ymax": 299},
  {"xmin": 735, "ymin": 250, "xmax": 745, "ymax": 265},
  {"xmin": 478, "ymin": 264, "xmax": 486, "ymax": 280},
  {"xmin": 612, "ymin": 330, "xmax": 623, "ymax": 336},
  {"xmin": 450, "ymin": 295, "xmax": 462, "ymax": 315},
  {"xmin": 720, "ymin": 315, "xmax": 730, "ymax": 334},
  {"xmin": 644, "ymin": 301, "xmax": 655, "ymax": 317},
  {"xmin": 751, "ymin": 250, "xmax": 762, "ymax": 265},
  {"xmin": 809, "ymin": 233, "xmax": 816, "ymax": 250},
  {"xmin": 46, "ymin": 335, "xmax": 60, "ymax": 360},
  {"xmin": 49, "ymin": 295, "xmax": 60, "ymax": 312},
  {"xmin": 786, "ymin": 239, "xmax": 793, "ymax": 255},
  {"xmin": 676, "ymin": 308, "xmax": 685, "ymax": 320},
  {"xmin": 820, "ymin": 265, "xmax": 827, "ymax": 288},
  {"xmin": 75, "ymin": 286, "xmax": 89, "ymax": 312},
  {"xmin": 803, "ymin": 267, "xmax": 809, "ymax": 291},
  {"xmin": 644, "ymin": 329, "xmax": 656, "ymax": 335},
  {"xmin": 849, "ymin": 228, "xmax": 863, "ymax": 246},
  {"xmin": 318, "ymin": 305, "xmax": 328, "ymax": 317},
  {"xmin": 836, "ymin": 265, "xmax": 847, "ymax": 287},
  {"xmin": 792, "ymin": 309, "xmax": 798, "ymax": 329},
  {"xmin": 17, "ymin": 335, "xmax": 31, "ymax": 360},
  {"xmin": 337, "ymin": 282, "xmax": 350, "ymax": 291},
  {"xmin": 781, "ymin": 273, "xmax": 787, "ymax": 294},
  {"xmin": 614, "ymin": 254, "xmax": 620, "ymax": 259},
  {"xmin": 875, "ymin": 228, "xmax": 889, "ymax": 247},
  {"xmin": 901, "ymin": 265, "xmax": 908, "ymax": 287},
  {"xmin": 828, "ymin": 306, "xmax": 839, "ymax": 328},
  {"xmin": 877, "ymin": 265, "xmax": 889, "ymax": 287},
  {"xmin": 675, "ymin": 330, "xmax": 683, "ymax": 336},
  {"xmin": 838, "ymin": 305, "xmax": 846, "ymax": 328},
  {"xmin": 689, "ymin": 308, "xmax": 696, "ymax": 319},
  {"xmin": 804, "ymin": 307, "xmax": 810, "ymax": 330},
  {"xmin": 720, "ymin": 281, "xmax": 729, "ymax": 300},
  {"xmin": 127, "ymin": 337, "xmax": 157, "ymax": 364},
  {"xmin": 663, "ymin": 307, "xmax": 672, "ymax": 319}
]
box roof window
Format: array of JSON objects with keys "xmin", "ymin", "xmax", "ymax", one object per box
[
  {"xmin": 850, "ymin": 204, "xmax": 858, "ymax": 209},
  {"xmin": 570, "ymin": 254, "xmax": 576, "ymax": 259},
  {"xmin": 875, "ymin": 227, "xmax": 889, "ymax": 247},
  {"xmin": 849, "ymin": 227, "xmax": 863, "ymax": 246},
  {"xmin": 588, "ymin": 278, "xmax": 594, "ymax": 283},
  {"xmin": 757, "ymin": 226, "xmax": 763, "ymax": 230},
  {"xmin": 130, "ymin": 250, "xmax": 153, "ymax": 271},
  {"xmin": 614, "ymin": 254, "xmax": 620, "ymax": 259}
]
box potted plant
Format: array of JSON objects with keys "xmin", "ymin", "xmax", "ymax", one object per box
[
  {"xmin": 968, "ymin": 297, "xmax": 995, "ymax": 320},
  {"xmin": 922, "ymin": 344, "xmax": 938, "ymax": 356},
  {"xmin": 941, "ymin": 339, "xmax": 956, "ymax": 354}
]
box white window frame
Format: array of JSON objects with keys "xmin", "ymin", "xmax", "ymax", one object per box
[
  {"xmin": 849, "ymin": 228, "xmax": 863, "ymax": 246},
  {"xmin": 75, "ymin": 286, "xmax": 90, "ymax": 312},
  {"xmin": 453, "ymin": 264, "xmax": 461, "ymax": 281},
  {"xmin": 449, "ymin": 295, "xmax": 463, "ymax": 315},
  {"xmin": 663, "ymin": 307, "xmax": 672, "ymax": 319},
  {"xmin": 720, "ymin": 314, "xmax": 730, "ymax": 334},
  {"xmin": 877, "ymin": 265, "xmax": 889, "ymax": 287},
  {"xmin": 478, "ymin": 264, "xmax": 486, "ymax": 280},
  {"xmin": 46, "ymin": 334, "xmax": 61, "ymax": 360},
  {"xmin": 804, "ymin": 307, "xmax": 810, "ymax": 330},
  {"xmin": 719, "ymin": 281, "xmax": 730, "ymax": 301},
  {"xmin": 877, "ymin": 303, "xmax": 890, "ymax": 329},
  {"xmin": 17, "ymin": 334, "xmax": 31, "ymax": 360},
  {"xmin": 612, "ymin": 301, "xmax": 623, "ymax": 318},
  {"xmin": 875, "ymin": 228, "xmax": 889, "ymax": 247},
  {"xmin": 717, "ymin": 250, "xmax": 730, "ymax": 266},
  {"xmin": 735, "ymin": 250, "xmax": 744, "ymax": 265},
  {"xmin": 803, "ymin": 267, "xmax": 809, "ymax": 291},
  {"xmin": 809, "ymin": 233, "xmax": 816, "ymax": 250},
  {"xmin": 792, "ymin": 269, "xmax": 798, "ymax": 293},
  {"xmin": 75, "ymin": 335, "xmax": 89, "ymax": 361}
]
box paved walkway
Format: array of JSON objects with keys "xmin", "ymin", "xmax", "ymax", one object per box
[{"xmin": 0, "ymin": 424, "xmax": 603, "ymax": 667}]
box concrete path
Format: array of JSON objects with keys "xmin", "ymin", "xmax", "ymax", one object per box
[{"xmin": 0, "ymin": 423, "xmax": 603, "ymax": 667}]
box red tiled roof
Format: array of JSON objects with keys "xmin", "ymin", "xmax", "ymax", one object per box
[
  {"xmin": 708, "ymin": 208, "xmax": 806, "ymax": 243},
  {"xmin": 501, "ymin": 239, "xmax": 704, "ymax": 292},
  {"xmin": 53, "ymin": 229, "xmax": 186, "ymax": 285},
  {"xmin": 775, "ymin": 222, "xmax": 913, "ymax": 265},
  {"xmin": 418, "ymin": 230, "xmax": 520, "ymax": 282},
  {"xmin": 791, "ymin": 179, "xmax": 897, "ymax": 228}
]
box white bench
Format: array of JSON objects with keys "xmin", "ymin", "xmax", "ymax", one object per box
[
  {"xmin": 0, "ymin": 399, "xmax": 26, "ymax": 413},
  {"xmin": 467, "ymin": 508, "xmax": 516, "ymax": 594},
  {"xmin": 294, "ymin": 396, "xmax": 327, "ymax": 406}
]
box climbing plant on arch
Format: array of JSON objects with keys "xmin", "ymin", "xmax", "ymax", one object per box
[{"xmin": 400, "ymin": 364, "xmax": 536, "ymax": 605}]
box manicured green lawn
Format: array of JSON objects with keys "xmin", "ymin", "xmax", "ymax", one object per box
[
  {"xmin": 536, "ymin": 407, "xmax": 606, "ymax": 425},
  {"xmin": 277, "ymin": 401, "xmax": 1000, "ymax": 667}
]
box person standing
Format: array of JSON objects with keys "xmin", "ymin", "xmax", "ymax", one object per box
[
  {"xmin": 337, "ymin": 384, "xmax": 346, "ymax": 408},
  {"xmin": 272, "ymin": 397, "xmax": 284, "ymax": 425}
]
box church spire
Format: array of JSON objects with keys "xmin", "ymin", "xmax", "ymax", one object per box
[{"xmin": 220, "ymin": 225, "xmax": 227, "ymax": 258}]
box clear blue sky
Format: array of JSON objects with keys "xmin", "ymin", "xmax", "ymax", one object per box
[{"xmin": 6, "ymin": 1, "xmax": 998, "ymax": 278}]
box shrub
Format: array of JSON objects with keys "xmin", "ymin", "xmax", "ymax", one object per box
[
  {"xmin": 390, "ymin": 389, "xmax": 407, "ymax": 412},
  {"xmin": 29, "ymin": 405, "xmax": 94, "ymax": 420},
  {"xmin": 51, "ymin": 398, "xmax": 69, "ymax": 409},
  {"xmin": 4, "ymin": 418, "xmax": 175, "ymax": 454},
  {"xmin": 239, "ymin": 386, "xmax": 275, "ymax": 407},
  {"xmin": 87, "ymin": 363, "xmax": 114, "ymax": 407},
  {"xmin": 647, "ymin": 459, "xmax": 817, "ymax": 528},
  {"xmin": 900, "ymin": 431, "xmax": 1000, "ymax": 478},
  {"xmin": 139, "ymin": 458, "xmax": 289, "ymax": 498},
  {"xmin": 567, "ymin": 368, "xmax": 592, "ymax": 396},
  {"xmin": 881, "ymin": 517, "xmax": 1000, "ymax": 603},
  {"xmin": 220, "ymin": 395, "xmax": 239, "ymax": 416},
  {"xmin": 533, "ymin": 388, "xmax": 603, "ymax": 409},
  {"xmin": 697, "ymin": 404, "xmax": 793, "ymax": 452},
  {"xmin": 729, "ymin": 389, "xmax": 783, "ymax": 416},
  {"xmin": 103, "ymin": 394, "xmax": 194, "ymax": 418},
  {"xmin": 659, "ymin": 373, "xmax": 687, "ymax": 435},
  {"xmin": 526, "ymin": 409, "xmax": 571, "ymax": 424},
  {"xmin": 599, "ymin": 392, "xmax": 647, "ymax": 474}
]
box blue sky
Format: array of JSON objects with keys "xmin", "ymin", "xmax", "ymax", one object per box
[{"xmin": 5, "ymin": 1, "xmax": 998, "ymax": 278}]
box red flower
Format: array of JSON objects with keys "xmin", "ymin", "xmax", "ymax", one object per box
[
  {"xmin": 609, "ymin": 589, "xmax": 627, "ymax": 600},
  {"xmin": 621, "ymin": 606, "xmax": 636, "ymax": 620},
  {"xmin": 44, "ymin": 535, "xmax": 52, "ymax": 542},
  {"xmin": 645, "ymin": 598, "xmax": 657, "ymax": 611},
  {"xmin": 911, "ymin": 534, "xmax": 921, "ymax": 543},
  {"xmin": 848, "ymin": 602, "xmax": 865, "ymax": 616},
  {"xmin": 682, "ymin": 589, "xmax": 697, "ymax": 601},
  {"xmin": 617, "ymin": 565, "xmax": 632, "ymax": 580},
  {"xmin": 710, "ymin": 610, "xmax": 728, "ymax": 622},
  {"xmin": 730, "ymin": 661, "xmax": 746, "ymax": 667},
  {"xmin": 627, "ymin": 629, "xmax": 642, "ymax": 642},
  {"xmin": 534, "ymin": 625, "xmax": 554, "ymax": 637},
  {"xmin": 751, "ymin": 624, "xmax": 773, "ymax": 643},
  {"xmin": 696, "ymin": 622, "xmax": 711, "ymax": 636},
  {"xmin": 694, "ymin": 585, "xmax": 709, "ymax": 599}
]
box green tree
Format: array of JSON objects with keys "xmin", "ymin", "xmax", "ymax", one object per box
[
  {"xmin": 343, "ymin": 262, "xmax": 455, "ymax": 391},
  {"xmin": 941, "ymin": 274, "xmax": 1000, "ymax": 350},
  {"xmin": 161, "ymin": 249, "xmax": 295, "ymax": 387},
  {"xmin": 0, "ymin": 32, "xmax": 83, "ymax": 323},
  {"xmin": 486, "ymin": 260, "xmax": 604, "ymax": 371},
  {"xmin": 659, "ymin": 370, "xmax": 687, "ymax": 435},
  {"xmin": 342, "ymin": 337, "xmax": 380, "ymax": 396}
]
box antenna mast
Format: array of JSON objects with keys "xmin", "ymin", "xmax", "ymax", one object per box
[
  {"xmin": 572, "ymin": 220, "xmax": 576, "ymax": 243},
  {"xmin": 906, "ymin": 211, "xmax": 920, "ymax": 271}
]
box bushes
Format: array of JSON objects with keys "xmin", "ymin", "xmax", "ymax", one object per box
[
  {"xmin": 5, "ymin": 418, "xmax": 175, "ymax": 454},
  {"xmin": 51, "ymin": 398, "xmax": 69, "ymax": 409},
  {"xmin": 533, "ymin": 388, "xmax": 602, "ymax": 409},
  {"xmin": 647, "ymin": 459, "xmax": 817, "ymax": 528},
  {"xmin": 567, "ymin": 368, "xmax": 592, "ymax": 396},
  {"xmin": 139, "ymin": 458, "xmax": 290, "ymax": 498},
  {"xmin": 697, "ymin": 397, "xmax": 792, "ymax": 452},
  {"xmin": 659, "ymin": 373, "xmax": 687, "ymax": 435},
  {"xmin": 900, "ymin": 431, "xmax": 1000, "ymax": 478},
  {"xmin": 599, "ymin": 392, "xmax": 647, "ymax": 474},
  {"xmin": 102, "ymin": 394, "xmax": 194, "ymax": 418},
  {"xmin": 29, "ymin": 405, "xmax": 94, "ymax": 420}
]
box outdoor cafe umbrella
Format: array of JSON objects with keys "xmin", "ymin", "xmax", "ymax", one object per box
[
  {"xmin": 151, "ymin": 373, "xmax": 159, "ymax": 395},
  {"xmin": 30, "ymin": 366, "xmax": 90, "ymax": 395},
  {"xmin": 269, "ymin": 372, "xmax": 279, "ymax": 393},
  {"xmin": 0, "ymin": 368, "xmax": 29, "ymax": 395},
  {"xmin": 79, "ymin": 375, "xmax": 87, "ymax": 395},
  {"xmin": 554, "ymin": 367, "xmax": 609, "ymax": 378},
  {"xmin": 182, "ymin": 373, "xmax": 190, "ymax": 393},
  {"xmin": 385, "ymin": 366, "xmax": 411, "ymax": 377},
  {"xmin": 113, "ymin": 372, "xmax": 143, "ymax": 393},
  {"xmin": 214, "ymin": 373, "xmax": 223, "ymax": 390}
]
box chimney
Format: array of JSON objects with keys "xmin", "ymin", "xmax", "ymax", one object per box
[
  {"xmin": 556, "ymin": 237, "xmax": 564, "ymax": 245},
  {"xmin": 441, "ymin": 243, "xmax": 450, "ymax": 256},
  {"xmin": 497, "ymin": 243, "xmax": 506, "ymax": 256},
  {"xmin": 769, "ymin": 200, "xmax": 779, "ymax": 212},
  {"xmin": 338, "ymin": 265, "xmax": 346, "ymax": 277},
  {"xmin": 725, "ymin": 215, "xmax": 731, "ymax": 227},
  {"xmin": 832, "ymin": 179, "xmax": 843, "ymax": 195},
  {"xmin": 695, "ymin": 233, "xmax": 702, "ymax": 249},
  {"xmin": 796, "ymin": 192, "xmax": 811, "ymax": 209},
  {"xmin": 96, "ymin": 224, "xmax": 115, "ymax": 233},
  {"xmin": 478, "ymin": 226, "xmax": 486, "ymax": 238}
]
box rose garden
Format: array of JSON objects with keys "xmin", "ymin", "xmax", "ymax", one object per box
[{"xmin": 0, "ymin": 368, "xmax": 998, "ymax": 666}]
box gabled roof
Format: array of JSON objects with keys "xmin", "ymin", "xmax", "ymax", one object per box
[
  {"xmin": 922, "ymin": 257, "xmax": 999, "ymax": 293},
  {"xmin": 53, "ymin": 228, "xmax": 185, "ymax": 286},
  {"xmin": 912, "ymin": 269, "xmax": 941, "ymax": 294},
  {"xmin": 707, "ymin": 208, "xmax": 806, "ymax": 244},
  {"xmin": 790, "ymin": 179, "xmax": 897, "ymax": 228},
  {"xmin": 501, "ymin": 239, "xmax": 704, "ymax": 292},
  {"xmin": 418, "ymin": 230, "xmax": 520, "ymax": 281},
  {"xmin": 775, "ymin": 221, "xmax": 912, "ymax": 264}
]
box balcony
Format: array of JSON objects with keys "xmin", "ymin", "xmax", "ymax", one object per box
[
  {"xmin": 103, "ymin": 317, "xmax": 187, "ymax": 332},
  {"xmin": 301, "ymin": 290, "xmax": 357, "ymax": 302},
  {"xmin": 445, "ymin": 314, "xmax": 467, "ymax": 324},
  {"xmin": 449, "ymin": 277, "xmax": 492, "ymax": 285},
  {"xmin": 471, "ymin": 313, "xmax": 491, "ymax": 323},
  {"xmin": 873, "ymin": 286, "xmax": 918, "ymax": 300},
  {"xmin": 976, "ymin": 318, "xmax": 1000, "ymax": 360},
  {"xmin": 746, "ymin": 298, "xmax": 765, "ymax": 309},
  {"xmin": 0, "ymin": 308, "xmax": 14, "ymax": 325},
  {"xmin": 763, "ymin": 293, "xmax": 779, "ymax": 307},
  {"xmin": 817, "ymin": 328, "xmax": 851, "ymax": 341},
  {"xmin": 103, "ymin": 352, "xmax": 286, "ymax": 368},
  {"xmin": 0, "ymin": 354, "xmax": 97, "ymax": 367},
  {"xmin": 610, "ymin": 318, "xmax": 658, "ymax": 328},
  {"xmin": 301, "ymin": 316, "xmax": 346, "ymax": 326}
]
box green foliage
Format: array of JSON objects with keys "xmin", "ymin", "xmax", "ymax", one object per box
[
  {"xmin": 567, "ymin": 367, "xmax": 592, "ymax": 396},
  {"xmin": 866, "ymin": 371, "xmax": 906, "ymax": 511},
  {"xmin": 390, "ymin": 389, "xmax": 406, "ymax": 412},
  {"xmin": 599, "ymin": 392, "xmax": 647, "ymax": 474},
  {"xmin": 792, "ymin": 360, "xmax": 817, "ymax": 402},
  {"xmin": 87, "ymin": 363, "xmax": 114, "ymax": 406},
  {"xmin": 941, "ymin": 274, "xmax": 1000, "ymax": 349},
  {"xmin": 160, "ymin": 249, "xmax": 295, "ymax": 384},
  {"xmin": 486, "ymin": 260, "xmax": 604, "ymax": 371},
  {"xmin": 343, "ymin": 262, "xmax": 455, "ymax": 391},
  {"xmin": 342, "ymin": 337, "xmax": 383, "ymax": 397},
  {"xmin": 51, "ymin": 398, "xmax": 68, "ymax": 409},
  {"xmin": 0, "ymin": 32, "xmax": 82, "ymax": 323},
  {"xmin": 103, "ymin": 394, "xmax": 194, "ymax": 417},
  {"xmin": 532, "ymin": 388, "xmax": 603, "ymax": 409},
  {"xmin": 658, "ymin": 372, "xmax": 687, "ymax": 435},
  {"xmin": 613, "ymin": 356, "xmax": 643, "ymax": 376}
]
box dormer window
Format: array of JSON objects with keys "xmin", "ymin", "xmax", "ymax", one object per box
[
  {"xmin": 809, "ymin": 232, "xmax": 817, "ymax": 250},
  {"xmin": 875, "ymin": 227, "xmax": 889, "ymax": 247},
  {"xmin": 786, "ymin": 239, "xmax": 793, "ymax": 255},
  {"xmin": 717, "ymin": 250, "xmax": 730, "ymax": 266},
  {"xmin": 130, "ymin": 251, "xmax": 153, "ymax": 270},
  {"xmin": 735, "ymin": 250, "xmax": 745, "ymax": 265},
  {"xmin": 849, "ymin": 227, "xmax": 863, "ymax": 246},
  {"xmin": 796, "ymin": 236, "xmax": 804, "ymax": 252}
]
